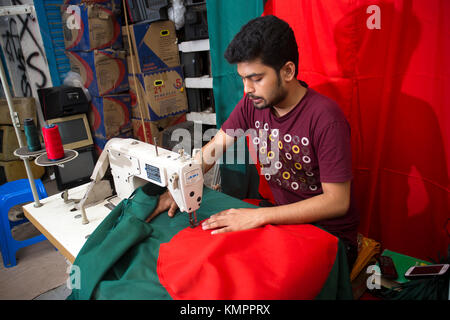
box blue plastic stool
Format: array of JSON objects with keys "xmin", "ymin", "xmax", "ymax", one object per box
[{"xmin": 0, "ymin": 179, "xmax": 48, "ymax": 268}]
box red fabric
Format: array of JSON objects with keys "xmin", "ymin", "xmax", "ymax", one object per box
[
  {"xmin": 242, "ymin": 198, "xmax": 261, "ymax": 206},
  {"xmin": 157, "ymin": 223, "xmax": 338, "ymax": 300},
  {"xmin": 263, "ymin": 0, "xmax": 450, "ymax": 261}
]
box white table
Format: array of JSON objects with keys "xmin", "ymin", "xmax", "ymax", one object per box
[{"xmin": 23, "ymin": 183, "xmax": 117, "ymax": 263}]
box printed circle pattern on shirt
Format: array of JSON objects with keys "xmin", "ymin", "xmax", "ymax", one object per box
[
  {"xmin": 220, "ymin": 87, "xmax": 357, "ymax": 248},
  {"xmin": 221, "ymin": 88, "xmax": 353, "ymax": 206},
  {"xmin": 253, "ymin": 124, "xmax": 321, "ymax": 195}
]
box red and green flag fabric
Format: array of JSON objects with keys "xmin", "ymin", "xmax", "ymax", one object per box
[
  {"xmin": 67, "ymin": 183, "xmax": 352, "ymax": 300},
  {"xmin": 208, "ymin": 0, "xmax": 450, "ymax": 262},
  {"xmin": 67, "ymin": 1, "xmax": 353, "ymax": 300}
]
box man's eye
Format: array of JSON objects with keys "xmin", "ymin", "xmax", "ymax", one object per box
[{"xmin": 253, "ymin": 78, "xmax": 262, "ymax": 82}]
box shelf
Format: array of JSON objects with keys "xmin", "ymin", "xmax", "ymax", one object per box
[
  {"xmin": 178, "ymin": 39, "xmax": 210, "ymax": 52},
  {"xmin": 186, "ymin": 111, "xmax": 216, "ymax": 125},
  {"xmin": 185, "ymin": 76, "xmax": 212, "ymax": 89},
  {"xmin": 179, "ymin": 38, "xmax": 214, "ymax": 124}
]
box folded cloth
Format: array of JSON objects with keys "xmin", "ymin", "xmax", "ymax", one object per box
[
  {"xmin": 350, "ymin": 234, "xmax": 381, "ymax": 281},
  {"xmin": 67, "ymin": 184, "xmax": 352, "ymax": 300},
  {"xmin": 158, "ymin": 223, "xmax": 347, "ymax": 299}
]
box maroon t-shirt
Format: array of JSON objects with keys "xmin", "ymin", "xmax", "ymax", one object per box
[{"xmin": 221, "ymin": 88, "xmax": 359, "ymax": 247}]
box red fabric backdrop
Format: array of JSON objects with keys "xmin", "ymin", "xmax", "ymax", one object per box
[{"xmin": 263, "ymin": 0, "xmax": 450, "ymax": 261}]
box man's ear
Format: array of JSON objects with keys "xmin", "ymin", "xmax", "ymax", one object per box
[{"xmin": 281, "ymin": 61, "xmax": 296, "ymax": 81}]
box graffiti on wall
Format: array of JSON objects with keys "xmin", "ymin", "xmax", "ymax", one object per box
[{"xmin": 0, "ymin": 0, "xmax": 52, "ymax": 99}]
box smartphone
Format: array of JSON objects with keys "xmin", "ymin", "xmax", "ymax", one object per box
[
  {"xmin": 404, "ymin": 264, "xmax": 449, "ymax": 279},
  {"xmin": 378, "ymin": 256, "xmax": 398, "ymax": 279}
]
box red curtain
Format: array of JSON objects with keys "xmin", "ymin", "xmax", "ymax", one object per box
[{"xmin": 264, "ymin": 0, "xmax": 450, "ymax": 261}]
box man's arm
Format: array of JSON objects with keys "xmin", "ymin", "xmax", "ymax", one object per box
[
  {"xmin": 146, "ymin": 128, "xmax": 235, "ymax": 222},
  {"xmin": 195, "ymin": 128, "xmax": 236, "ymax": 174},
  {"xmin": 201, "ymin": 180, "xmax": 351, "ymax": 234}
]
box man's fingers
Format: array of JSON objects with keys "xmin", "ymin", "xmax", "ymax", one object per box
[
  {"xmin": 202, "ymin": 209, "xmax": 234, "ymax": 227},
  {"xmin": 202, "ymin": 216, "xmax": 228, "ymax": 230},
  {"xmin": 211, "ymin": 227, "xmax": 232, "ymax": 235},
  {"xmin": 168, "ymin": 203, "xmax": 178, "ymax": 217},
  {"xmin": 146, "ymin": 193, "xmax": 178, "ymax": 222},
  {"xmin": 209, "ymin": 209, "xmax": 234, "ymax": 220}
]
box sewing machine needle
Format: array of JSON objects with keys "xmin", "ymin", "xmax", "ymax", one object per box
[{"xmin": 189, "ymin": 211, "xmax": 199, "ymax": 228}]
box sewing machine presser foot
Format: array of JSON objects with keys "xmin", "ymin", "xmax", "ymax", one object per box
[{"xmin": 189, "ymin": 211, "xmax": 199, "ymax": 228}]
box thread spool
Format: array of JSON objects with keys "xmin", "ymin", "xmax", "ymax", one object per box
[
  {"xmin": 24, "ymin": 118, "xmax": 41, "ymax": 152},
  {"xmin": 42, "ymin": 124, "xmax": 64, "ymax": 160}
]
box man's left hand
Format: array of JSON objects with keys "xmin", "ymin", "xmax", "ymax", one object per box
[{"xmin": 201, "ymin": 208, "xmax": 265, "ymax": 234}]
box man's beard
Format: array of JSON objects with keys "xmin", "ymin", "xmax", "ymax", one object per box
[
  {"xmin": 248, "ymin": 86, "xmax": 287, "ymax": 110},
  {"xmin": 248, "ymin": 94, "xmax": 271, "ymax": 109}
]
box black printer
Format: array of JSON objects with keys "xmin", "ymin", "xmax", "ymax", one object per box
[{"xmin": 38, "ymin": 85, "xmax": 89, "ymax": 121}]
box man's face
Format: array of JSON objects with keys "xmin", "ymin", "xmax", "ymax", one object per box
[{"xmin": 237, "ymin": 59, "xmax": 288, "ymax": 109}]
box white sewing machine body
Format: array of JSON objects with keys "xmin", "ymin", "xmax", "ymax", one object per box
[
  {"xmin": 75, "ymin": 138, "xmax": 204, "ymax": 224},
  {"xmin": 107, "ymin": 138, "xmax": 203, "ymax": 213}
]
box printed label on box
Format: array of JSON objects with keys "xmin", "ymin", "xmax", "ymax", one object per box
[
  {"xmin": 129, "ymin": 66, "xmax": 188, "ymax": 121},
  {"xmin": 143, "ymin": 67, "xmax": 188, "ymax": 119}
]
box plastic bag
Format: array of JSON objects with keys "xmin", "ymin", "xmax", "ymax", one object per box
[
  {"xmin": 168, "ymin": 0, "xmax": 186, "ymax": 30},
  {"xmin": 63, "ymin": 71, "xmax": 91, "ymax": 101}
]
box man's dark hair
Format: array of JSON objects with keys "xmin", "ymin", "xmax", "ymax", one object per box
[{"xmin": 224, "ymin": 15, "xmax": 299, "ymax": 77}]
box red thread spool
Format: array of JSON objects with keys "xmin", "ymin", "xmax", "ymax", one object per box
[{"xmin": 42, "ymin": 124, "xmax": 64, "ymax": 160}]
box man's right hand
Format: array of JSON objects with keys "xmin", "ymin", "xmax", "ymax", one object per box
[{"xmin": 145, "ymin": 190, "xmax": 178, "ymax": 223}]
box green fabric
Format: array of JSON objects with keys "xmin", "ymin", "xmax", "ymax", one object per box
[
  {"xmin": 315, "ymin": 239, "xmax": 353, "ymax": 300},
  {"xmin": 67, "ymin": 184, "xmax": 258, "ymax": 300},
  {"xmin": 67, "ymin": 183, "xmax": 352, "ymax": 300},
  {"xmin": 206, "ymin": 0, "xmax": 265, "ymax": 198},
  {"xmin": 220, "ymin": 141, "xmax": 262, "ymax": 200},
  {"xmin": 206, "ymin": 0, "xmax": 265, "ymax": 129},
  {"xmin": 379, "ymin": 249, "xmax": 431, "ymax": 284}
]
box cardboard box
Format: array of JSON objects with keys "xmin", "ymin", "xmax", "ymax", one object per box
[
  {"xmin": 89, "ymin": 94, "xmax": 132, "ymax": 139},
  {"xmin": 0, "ymin": 97, "xmax": 36, "ymax": 126},
  {"xmin": 61, "ymin": 2, "xmax": 123, "ymax": 51},
  {"xmin": 0, "ymin": 159, "xmax": 45, "ymax": 184},
  {"xmin": 92, "ymin": 130, "xmax": 133, "ymax": 155},
  {"xmin": 122, "ymin": 26, "xmax": 140, "ymax": 75},
  {"xmin": 131, "ymin": 113, "xmax": 186, "ymax": 145},
  {"xmin": 128, "ymin": 74, "xmax": 146, "ymax": 118},
  {"xmin": 63, "ymin": 0, "xmax": 121, "ymax": 8},
  {"xmin": 122, "ymin": 25, "xmax": 131, "ymax": 53},
  {"xmin": 126, "ymin": 54, "xmax": 141, "ymax": 75},
  {"xmin": 66, "ymin": 49, "xmax": 129, "ymax": 96},
  {"xmin": 127, "ymin": 20, "xmax": 180, "ymax": 74},
  {"xmin": 0, "ymin": 126, "xmax": 27, "ymax": 161},
  {"xmin": 129, "ymin": 66, "xmax": 188, "ymax": 121}
]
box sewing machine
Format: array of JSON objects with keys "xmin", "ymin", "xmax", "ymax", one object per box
[{"xmin": 75, "ymin": 138, "xmax": 204, "ymax": 227}]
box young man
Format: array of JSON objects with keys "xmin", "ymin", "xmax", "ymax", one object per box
[{"xmin": 147, "ymin": 15, "xmax": 359, "ymax": 267}]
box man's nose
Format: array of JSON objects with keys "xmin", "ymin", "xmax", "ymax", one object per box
[{"xmin": 243, "ymin": 79, "xmax": 254, "ymax": 94}]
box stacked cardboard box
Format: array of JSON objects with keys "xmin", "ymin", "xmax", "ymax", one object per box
[
  {"xmin": 123, "ymin": 19, "xmax": 188, "ymax": 145},
  {"xmin": 62, "ymin": 0, "xmax": 132, "ymax": 153}
]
